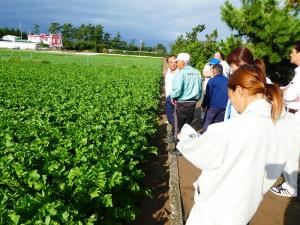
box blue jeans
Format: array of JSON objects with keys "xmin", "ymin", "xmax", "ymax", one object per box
[
  {"xmin": 202, "ymin": 108, "xmax": 225, "ymax": 133},
  {"xmin": 166, "ymin": 95, "xmax": 174, "ymax": 125}
]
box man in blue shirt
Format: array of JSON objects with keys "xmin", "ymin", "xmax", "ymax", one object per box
[
  {"xmin": 170, "ymin": 53, "xmax": 202, "ymax": 145},
  {"xmin": 202, "ymin": 63, "xmax": 228, "ymax": 133}
]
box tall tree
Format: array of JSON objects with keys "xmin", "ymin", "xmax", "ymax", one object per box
[
  {"xmin": 156, "ymin": 43, "xmax": 167, "ymax": 53},
  {"xmin": 61, "ymin": 23, "xmax": 74, "ymax": 40},
  {"xmin": 48, "ymin": 22, "xmax": 61, "ymax": 34},
  {"xmin": 170, "ymin": 24, "xmax": 219, "ymax": 71},
  {"xmin": 75, "ymin": 24, "xmax": 86, "ymax": 41},
  {"xmin": 93, "ymin": 24, "xmax": 104, "ymax": 44},
  {"xmin": 218, "ymin": 34, "xmax": 243, "ymax": 57},
  {"xmin": 0, "ymin": 27, "xmax": 27, "ymax": 38},
  {"xmin": 83, "ymin": 23, "xmax": 94, "ymax": 41},
  {"xmin": 103, "ymin": 32, "xmax": 111, "ymax": 48},
  {"xmin": 111, "ymin": 32, "xmax": 122, "ymax": 49},
  {"xmin": 32, "ymin": 24, "xmax": 40, "ymax": 34},
  {"xmin": 128, "ymin": 39, "xmax": 138, "ymax": 51},
  {"xmin": 221, "ymin": 0, "xmax": 300, "ymax": 82},
  {"xmin": 61, "ymin": 23, "xmax": 75, "ymax": 49}
]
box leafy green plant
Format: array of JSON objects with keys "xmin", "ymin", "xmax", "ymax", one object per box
[{"xmin": 0, "ymin": 56, "xmax": 162, "ymax": 224}]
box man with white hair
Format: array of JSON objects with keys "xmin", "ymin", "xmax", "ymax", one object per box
[{"xmin": 170, "ymin": 53, "xmax": 202, "ymax": 154}]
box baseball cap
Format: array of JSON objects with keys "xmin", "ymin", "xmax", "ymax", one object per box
[
  {"xmin": 209, "ymin": 58, "xmax": 220, "ymax": 65},
  {"xmin": 175, "ymin": 53, "xmax": 190, "ymax": 62}
]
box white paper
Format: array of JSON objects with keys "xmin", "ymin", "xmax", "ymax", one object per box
[{"xmin": 176, "ymin": 124, "xmax": 200, "ymax": 151}]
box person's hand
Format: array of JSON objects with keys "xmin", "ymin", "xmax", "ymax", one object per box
[
  {"xmin": 177, "ymin": 132, "xmax": 181, "ymax": 141},
  {"xmin": 280, "ymin": 84, "xmax": 289, "ymax": 91},
  {"xmin": 171, "ymin": 99, "xmax": 177, "ymax": 105}
]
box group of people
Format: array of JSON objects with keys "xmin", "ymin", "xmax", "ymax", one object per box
[
  {"xmin": 165, "ymin": 53, "xmax": 202, "ymax": 146},
  {"xmin": 164, "ymin": 44, "xmax": 300, "ymax": 225},
  {"xmin": 164, "ymin": 51, "xmax": 231, "ymax": 149}
]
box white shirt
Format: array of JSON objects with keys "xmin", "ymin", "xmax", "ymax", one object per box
[
  {"xmin": 283, "ymin": 66, "xmax": 300, "ymax": 110},
  {"xmin": 202, "ymin": 63, "xmax": 212, "ymax": 78},
  {"xmin": 165, "ymin": 68, "xmax": 178, "ymax": 97},
  {"xmin": 202, "ymin": 77, "xmax": 210, "ymax": 94},
  {"xmin": 178, "ymin": 99, "xmax": 300, "ymax": 225},
  {"xmin": 266, "ymin": 77, "xmax": 272, "ymax": 84},
  {"xmin": 220, "ymin": 60, "xmax": 231, "ymax": 78}
]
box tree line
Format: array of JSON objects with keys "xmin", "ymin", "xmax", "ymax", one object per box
[
  {"xmin": 0, "ymin": 23, "xmax": 167, "ymax": 55},
  {"xmin": 0, "ymin": 27, "xmax": 27, "ymax": 40},
  {"xmin": 170, "ymin": 0, "xmax": 300, "ymax": 84}
]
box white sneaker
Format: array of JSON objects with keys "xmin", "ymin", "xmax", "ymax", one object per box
[{"xmin": 271, "ymin": 182, "xmax": 297, "ymax": 197}]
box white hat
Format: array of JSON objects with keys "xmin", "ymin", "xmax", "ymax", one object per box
[{"xmin": 175, "ymin": 53, "xmax": 190, "ymax": 62}]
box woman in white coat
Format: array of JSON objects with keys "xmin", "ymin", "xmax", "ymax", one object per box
[{"xmin": 178, "ymin": 64, "xmax": 300, "ymax": 225}]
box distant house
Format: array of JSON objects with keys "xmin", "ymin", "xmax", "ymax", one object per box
[
  {"xmin": 2, "ymin": 35, "xmax": 19, "ymax": 42},
  {"xmin": 0, "ymin": 35, "xmax": 39, "ymax": 50},
  {"xmin": 27, "ymin": 34, "xmax": 63, "ymax": 48},
  {"xmin": 0, "ymin": 33, "xmax": 63, "ymax": 50}
]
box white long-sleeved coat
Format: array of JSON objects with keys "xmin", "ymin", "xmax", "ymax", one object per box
[
  {"xmin": 178, "ymin": 99, "xmax": 300, "ymax": 225},
  {"xmin": 283, "ymin": 66, "xmax": 300, "ymax": 110}
]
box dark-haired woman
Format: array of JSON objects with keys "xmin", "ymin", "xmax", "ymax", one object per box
[
  {"xmin": 224, "ymin": 46, "xmax": 266, "ymax": 119},
  {"xmin": 177, "ymin": 64, "xmax": 300, "ymax": 225}
]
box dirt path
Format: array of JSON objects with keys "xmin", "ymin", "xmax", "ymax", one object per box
[{"xmin": 132, "ymin": 62, "xmax": 172, "ymax": 225}]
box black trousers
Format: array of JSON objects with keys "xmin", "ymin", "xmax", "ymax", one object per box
[{"xmin": 174, "ymin": 101, "xmax": 197, "ymax": 135}]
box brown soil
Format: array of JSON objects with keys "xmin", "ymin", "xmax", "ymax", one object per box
[
  {"xmin": 132, "ymin": 110, "xmax": 171, "ymax": 225},
  {"xmin": 131, "ymin": 64, "xmax": 171, "ymax": 225}
]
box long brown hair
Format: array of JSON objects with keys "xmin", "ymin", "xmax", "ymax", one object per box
[
  {"xmin": 228, "ymin": 64, "xmax": 283, "ymax": 122},
  {"xmin": 227, "ymin": 47, "xmax": 255, "ymax": 66},
  {"xmin": 227, "ymin": 47, "xmax": 266, "ymax": 74}
]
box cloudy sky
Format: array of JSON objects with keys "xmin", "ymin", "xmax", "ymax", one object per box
[{"xmin": 0, "ymin": 0, "xmax": 241, "ymax": 47}]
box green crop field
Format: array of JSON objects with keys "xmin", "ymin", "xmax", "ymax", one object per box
[
  {"xmin": 0, "ymin": 49, "xmax": 163, "ymax": 68},
  {"xmin": 0, "ymin": 50, "xmax": 163, "ymax": 224}
]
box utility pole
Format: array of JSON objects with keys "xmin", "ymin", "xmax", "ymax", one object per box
[
  {"xmin": 139, "ymin": 39, "xmax": 142, "ymax": 55},
  {"xmin": 19, "ymin": 22, "xmax": 22, "ymax": 40}
]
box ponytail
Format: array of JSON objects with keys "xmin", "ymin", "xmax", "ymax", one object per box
[
  {"xmin": 256, "ymin": 58, "xmax": 283, "ymax": 122},
  {"xmin": 264, "ymin": 83, "xmax": 284, "ymax": 122},
  {"xmin": 228, "ymin": 64, "xmax": 283, "ymax": 122}
]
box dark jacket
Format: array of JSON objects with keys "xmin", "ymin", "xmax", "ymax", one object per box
[{"xmin": 202, "ymin": 74, "xmax": 228, "ymax": 109}]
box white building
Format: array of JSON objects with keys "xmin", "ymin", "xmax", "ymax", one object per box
[
  {"xmin": 0, "ymin": 41, "xmax": 38, "ymax": 50},
  {"xmin": 2, "ymin": 35, "xmax": 18, "ymax": 42}
]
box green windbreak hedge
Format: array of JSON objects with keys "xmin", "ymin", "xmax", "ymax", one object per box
[{"xmin": 0, "ymin": 59, "xmax": 162, "ymax": 224}]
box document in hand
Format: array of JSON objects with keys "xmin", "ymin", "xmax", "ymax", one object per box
[{"xmin": 176, "ymin": 124, "xmax": 200, "ymax": 152}]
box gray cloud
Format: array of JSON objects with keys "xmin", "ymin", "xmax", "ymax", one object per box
[{"xmin": 0, "ymin": 0, "xmax": 240, "ymax": 46}]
